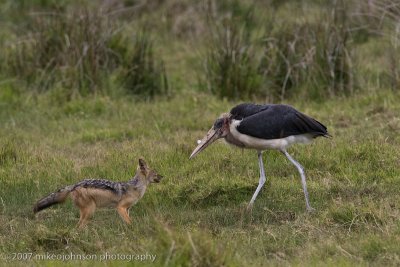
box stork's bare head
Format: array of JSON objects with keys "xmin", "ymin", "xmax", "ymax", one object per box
[{"xmin": 189, "ymin": 113, "xmax": 231, "ymax": 159}]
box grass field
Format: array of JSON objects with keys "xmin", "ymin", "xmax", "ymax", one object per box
[
  {"xmin": 1, "ymin": 0, "xmax": 400, "ymax": 266},
  {"xmin": 0, "ymin": 89, "xmax": 400, "ymax": 266}
]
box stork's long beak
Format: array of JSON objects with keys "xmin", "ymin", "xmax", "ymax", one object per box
[{"xmin": 189, "ymin": 127, "xmax": 222, "ymax": 159}]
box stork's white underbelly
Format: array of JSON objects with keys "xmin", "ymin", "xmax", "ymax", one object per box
[{"xmin": 229, "ymin": 120, "xmax": 313, "ymax": 150}]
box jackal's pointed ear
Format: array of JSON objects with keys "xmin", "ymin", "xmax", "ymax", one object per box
[{"xmin": 138, "ymin": 158, "xmax": 147, "ymax": 172}]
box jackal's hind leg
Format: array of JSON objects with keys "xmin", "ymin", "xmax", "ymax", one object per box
[{"xmin": 77, "ymin": 202, "xmax": 96, "ymax": 228}]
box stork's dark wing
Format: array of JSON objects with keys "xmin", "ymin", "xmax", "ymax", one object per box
[
  {"xmin": 232, "ymin": 104, "xmax": 329, "ymax": 139},
  {"xmin": 230, "ymin": 103, "xmax": 271, "ymax": 120}
]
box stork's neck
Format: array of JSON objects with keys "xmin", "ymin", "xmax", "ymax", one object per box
[{"xmin": 225, "ymin": 120, "xmax": 246, "ymax": 148}]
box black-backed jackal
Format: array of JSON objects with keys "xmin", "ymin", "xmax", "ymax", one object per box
[{"xmin": 33, "ymin": 158, "xmax": 163, "ymax": 228}]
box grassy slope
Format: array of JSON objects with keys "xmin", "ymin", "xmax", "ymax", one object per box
[{"xmin": 0, "ymin": 88, "xmax": 399, "ymax": 266}]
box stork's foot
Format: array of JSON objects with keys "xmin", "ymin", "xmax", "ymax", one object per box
[
  {"xmin": 246, "ymin": 202, "xmax": 254, "ymax": 212},
  {"xmin": 306, "ymin": 206, "xmax": 316, "ymax": 213}
]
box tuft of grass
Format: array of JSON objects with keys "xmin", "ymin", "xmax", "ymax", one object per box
[
  {"xmin": 1, "ymin": 6, "xmax": 116, "ymax": 94},
  {"xmin": 0, "ymin": 5, "xmax": 168, "ymax": 98},
  {"xmin": 202, "ymin": 1, "xmax": 261, "ymax": 99},
  {"xmin": 259, "ymin": 1, "xmax": 354, "ymax": 100},
  {"xmin": 0, "ymin": 140, "xmax": 18, "ymax": 166},
  {"xmin": 117, "ymin": 31, "xmax": 169, "ymax": 98},
  {"xmin": 201, "ymin": 17, "xmax": 261, "ymax": 99},
  {"xmin": 378, "ymin": 0, "xmax": 400, "ymax": 90}
]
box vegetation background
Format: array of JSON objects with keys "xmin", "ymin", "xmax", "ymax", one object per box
[{"xmin": 0, "ymin": 0, "xmax": 400, "ymax": 266}]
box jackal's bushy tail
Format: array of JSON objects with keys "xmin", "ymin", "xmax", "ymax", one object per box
[{"xmin": 33, "ymin": 186, "xmax": 73, "ymax": 213}]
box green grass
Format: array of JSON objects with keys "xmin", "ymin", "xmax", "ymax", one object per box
[
  {"xmin": 1, "ymin": 0, "xmax": 400, "ymax": 266},
  {"xmin": 0, "ymin": 89, "xmax": 399, "ymax": 266}
]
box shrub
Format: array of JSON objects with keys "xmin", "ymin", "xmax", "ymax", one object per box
[
  {"xmin": 372, "ymin": 0, "xmax": 400, "ymax": 90},
  {"xmin": 204, "ymin": 22, "xmax": 261, "ymax": 99},
  {"xmin": 202, "ymin": 18, "xmax": 261, "ymax": 100},
  {"xmin": 1, "ymin": 7, "xmax": 118, "ymax": 94},
  {"xmin": 117, "ymin": 31, "xmax": 169, "ymax": 98},
  {"xmin": 0, "ymin": 4, "xmax": 168, "ymax": 98},
  {"xmin": 259, "ymin": 1, "xmax": 354, "ymax": 100}
]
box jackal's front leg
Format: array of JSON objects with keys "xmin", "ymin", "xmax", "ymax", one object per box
[{"xmin": 117, "ymin": 206, "xmax": 132, "ymax": 224}]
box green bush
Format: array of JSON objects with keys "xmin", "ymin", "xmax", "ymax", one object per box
[
  {"xmin": 202, "ymin": 19, "xmax": 261, "ymax": 100},
  {"xmin": 0, "ymin": 5, "xmax": 168, "ymax": 98},
  {"xmin": 117, "ymin": 32, "xmax": 169, "ymax": 98},
  {"xmin": 1, "ymin": 7, "xmax": 118, "ymax": 94},
  {"xmin": 258, "ymin": 1, "xmax": 354, "ymax": 100},
  {"xmin": 375, "ymin": 0, "xmax": 400, "ymax": 90}
]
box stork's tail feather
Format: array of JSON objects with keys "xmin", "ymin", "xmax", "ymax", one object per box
[
  {"xmin": 33, "ymin": 186, "xmax": 73, "ymax": 213},
  {"xmin": 295, "ymin": 112, "xmax": 330, "ymax": 139}
]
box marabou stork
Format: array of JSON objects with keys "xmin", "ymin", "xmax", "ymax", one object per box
[{"xmin": 189, "ymin": 103, "xmax": 330, "ymax": 211}]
